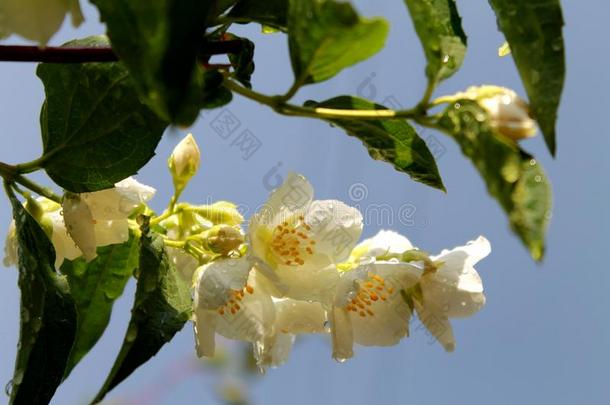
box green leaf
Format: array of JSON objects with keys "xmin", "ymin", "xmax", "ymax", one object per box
[
  {"xmin": 403, "ymin": 0, "xmax": 467, "ymax": 84},
  {"xmin": 37, "ymin": 36, "xmax": 168, "ymax": 193},
  {"xmin": 91, "ymin": 0, "xmax": 221, "ymax": 125},
  {"xmin": 201, "ymin": 70, "xmax": 234, "ymax": 110},
  {"xmin": 225, "ymin": 33, "xmax": 255, "ymax": 89},
  {"xmin": 438, "ymin": 100, "xmax": 552, "ymax": 260},
  {"xmin": 305, "ymin": 96, "xmax": 445, "ymax": 191},
  {"xmin": 227, "ymin": 0, "xmax": 288, "ymax": 31},
  {"xmin": 487, "ymin": 0, "xmax": 565, "ymax": 155},
  {"xmin": 94, "ymin": 221, "xmax": 191, "ymax": 403},
  {"xmin": 7, "ymin": 190, "xmax": 77, "ymax": 404},
  {"xmin": 288, "ymin": 0, "xmax": 389, "ymax": 85},
  {"xmin": 61, "ymin": 234, "xmax": 140, "ymax": 377}
]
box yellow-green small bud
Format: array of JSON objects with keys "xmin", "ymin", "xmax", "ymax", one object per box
[
  {"xmin": 195, "ymin": 201, "xmax": 244, "ymax": 226},
  {"xmin": 168, "ymin": 133, "xmax": 201, "ymax": 195},
  {"xmin": 203, "ymin": 225, "xmax": 244, "ymax": 255},
  {"xmin": 24, "ymin": 196, "xmax": 54, "ymax": 238}
]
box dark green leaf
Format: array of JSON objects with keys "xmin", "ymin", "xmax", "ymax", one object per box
[
  {"xmin": 227, "ymin": 0, "xmax": 288, "ymax": 31},
  {"xmin": 306, "ymin": 96, "xmax": 445, "ymax": 191},
  {"xmin": 487, "ymin": 0, "xmax": 565, "ymax": 155},
  {"xmin": 439, "ymin": 100, "xmax": 551, "ymax": 260},
  {"xmin": 224, "ymin": 33, "xmax": 255, "ymax": 89},
  {"xmin": 61, "ymin": 234, "xmax": 140, "ymax": 377},
  {"xmin": 94, "ymin": 221, "xmax": 191, "ymax": 403},
  {"xmin": 7, "ymin": 191, "xmax": 77, "ymax": 404},
  {"xmin": 201, "ymin": 70, "xmax": 234, "ymax": 110},
  {"xmin": 288, "ymin": 0, "xmax": 389, "ymax": 85},
  {"xmin": 91, "ymin": 0, "xmax": 221, "ymax": 125},
  {"xmin": 37, "ymin": 36, "xmax": 167, "ymax": 193},
  {"xmin": 403, "ymin": 0, "xmax": 467, "ymax": 83}
]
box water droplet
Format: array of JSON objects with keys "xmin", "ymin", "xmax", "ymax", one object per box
[
  {"xmin": 544, "ymin": 210, "xmax": 553, "ymax": 220},
  {"xmin": 534, "ymin": 175, "xmax": 542, "ymax": 183},
  {"xmin": 551, "ymin": 38, "xmax": 563, "ymax": 52},
  {"xmin": 442, "ymin": 54, "xmax": 450, "ymax": 64},
  {"xmin": 323, "ymin": 321, "xmax": 331, "ymax": 332},
  {"xmin": 335, "ymin": 357, "xmax": 347, "ymax": 364},
  {"xmin": 454, "ymin": 102, "xmax": 461, "ymax": 109},
  {"xmin": 529, "ymin": 159, "xmax": 537, "ymax": 166},
  {"xmin": 461, "ymin": 301, "xmax": 466, "ymax": 306}
]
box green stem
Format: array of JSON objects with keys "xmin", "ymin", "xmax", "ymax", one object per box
[
  {"xmin": 0, "ymin": 160, "xmax": 61, "ymax": 203},
  {"xmin": 14, "ymin": 156, "xmax": 46, "ymax": 174},
  {"xmin": 14, "ymin": 175, "xmax": 62, "ymax": 204},
  {"xmin": 223, "ymin": 78, "xmax": 421, "ymax": 120},
  {"xmin": 417, "ymin": 79, "xmax": 436, "ymax": 112}
]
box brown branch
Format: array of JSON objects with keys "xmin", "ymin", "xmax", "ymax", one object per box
[{"xmin": 0, "ymin": 40, "xmax": 244, "ymax": 63}]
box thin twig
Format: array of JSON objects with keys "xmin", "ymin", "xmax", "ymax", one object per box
[{"xmin": 0, "ymin": 40, "xmax": 244, "ymax": 63}]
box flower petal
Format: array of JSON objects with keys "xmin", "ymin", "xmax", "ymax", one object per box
[
  {"xmin": 350, "ymin": 230, "xmax": 415, "ymax": 261},
  {"xmin": 193, "ymin": 308, "xmax": 217, "ymax": 357},
  {"xmin": 414, "ymin": 301, "xmax": 455, "ymax": 352},
  {"xmin": 331, "ymin": 307, "xmax": 353, "ymax": 361},
  {"xmin": 93, "ymin": 219, "xmax": 129, "ymax": 247},
  {"xmin": 195, "ymin": 257, "xmax": 252, "ymax": 310},
  {"xmin": 338, "ymin": 263, "xmax": 419, "ymax": 347},
  {"xmin": 62, "ymin": 193, "xmax": 97, "ymax": 261}
]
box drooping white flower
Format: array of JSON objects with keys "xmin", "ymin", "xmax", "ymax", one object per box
[
  {"xmin": 436, "ymin": 85, "xmax": 536, "ymax": 141},
  {"xmin": 331, "ymin": 230, "xmax": 421, "ymax": 360},
  {"xmin": 254, "ymin": 298, "xmax": 327, "ymax": 369},
  {"xmin": 413, "ymin": 236, "xmax": 490, "ymax": 352},
  {"xmin": 0, "ymin": 0, "xmax": 84, "ymax": 45},
  {"xmin": 193, "ymin": 257, "xmax": 275, "ymax": 357},
  {"xmin": 63, "ymin": 177, "xmax": 155, "ymax": 262},
  {"xmin": 248, "ymin": 173, "xmax": 363, "ymax": 304}
]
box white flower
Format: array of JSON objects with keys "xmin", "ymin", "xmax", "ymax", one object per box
[
  {"xmin": 248, "ymin": 173, "xmax": 363, "ymax": 304},
  {"xmin": 4, "ymin": 197, "xmax": 82, "ymax": 269},
  {"xmin": 3, "ymin": 221, "xmax": 17, "ymax": 268},
  {"xmin": 0, "ymin": 0, "xmax": 84, "ymax": 45},
  {"xmin": 331, "ymin": 231, "xmax": 421, "ymax": 360},
  {"xmin": 63, "ymin": 177, "xmax": 155, "ymax": 262},
  {"xmin": 168, "ymin": 133, "xmax": 201, "ymax": 194},
  {"xmin": 413, "ymin": 236, "xmax": 490, "ymax": 352},
  {"xmin": 192, "ymin": 255, "xmax": 327, "ymax": 368},
  {"xmin": 254, "ymin": 298, "xmax": 327, "ymax": 369},
  {"xmin": 193, "ymin": 258, "xmax": 276, "ymax": 357},
  {"xmin": 436, "ymin": 85, "xmax": 536, "ymax": 141}
]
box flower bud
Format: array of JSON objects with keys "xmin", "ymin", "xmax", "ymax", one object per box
[
  {"xmin": 195, "ymin": 201, "xmax": 244, "ymax": 226},
  {"xmin": 168, "ymin": 133, "xmax": 201, "ymax": 194},
  {"xmin": 203, "ymin": 225, "xmax": 244, "ymax": 255},
  {"xmin": 437, "ymin": 85, "xmax": 536, "ymax": 141},
  {"xmin": 62, "ymin": 193, "xmax": 98, "ymax": 262}
]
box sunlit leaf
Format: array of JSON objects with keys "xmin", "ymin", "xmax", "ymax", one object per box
[
  {"xmin": 306, "ymin": 96, "xmax": 445, "ymax": 191},
  {"xmin": 403, "ymin": 0, "xmax": 467, "ymax": 84},
  {"xmin": 288, "ymin": 0, "xmax": 389, "ymax": 85},
  {"xmin": 487, "ymin": 0, "xmax": 565, "ymax": 155},
  {"xmin": 439, "ymin": 100, "xmax": 551, "ymax": 260}
]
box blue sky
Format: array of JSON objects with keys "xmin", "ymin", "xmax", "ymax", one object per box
[{"xmin": 1, "ymin": 1, "xmax": 608, "ymax": 404}]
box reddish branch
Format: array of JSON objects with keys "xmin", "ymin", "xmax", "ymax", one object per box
[{"xmin": 0, "ymin": 40, "xmax": 244, "ymax": 63}]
